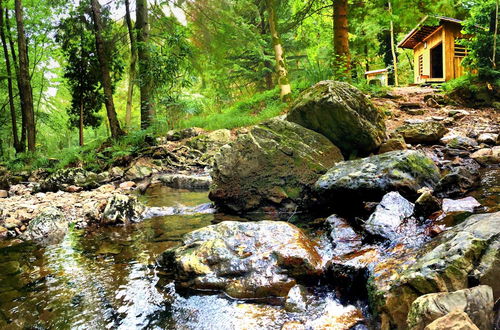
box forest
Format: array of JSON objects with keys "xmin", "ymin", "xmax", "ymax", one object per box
[{"xmin": 0, "ymin": 0, "xmax": 499, "ymax": 329}]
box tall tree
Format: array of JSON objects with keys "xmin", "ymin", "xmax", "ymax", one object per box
[
  {"xmin": 124, "ymin": 0, "xmax": 137, "ymax": 127},
  {"xmin": 90, "ymin": 0, "xmax": 124, "ymax": 139},
  {"xmin": 388, "ymin": 0, "xmax": 399, "ymax": 86},
  {"xmin": 14, "ymin": 0, "xmax": 35, "ymax": 151},
  {"xmin": 0, "ymin": 0, "xmax": 20, "ymax": 152},
  {"xmin": 136, "ymin": 0, "xmax": 154, "ymax": 129},
  {"xmin": 265, "ymin": 0, "xmax": 291, "ymax": 100},
  {"xmin": 333, "ymin": 0, "xmax": 350, "ymax": 74}
]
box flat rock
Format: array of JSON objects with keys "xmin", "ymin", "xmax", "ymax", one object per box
[
  {"xmin": 442, "ymin": 196, "xmax": 481, "ymax": 213},
  {"xmin": 424, "ymin": 311, "xmax": 479, "ymax": 330},
  {"xmin": 477, "ymin": 133, "xmax": 499, "ymax": 145},
  {"xmin": 158, "ymin": 174, "xmax": 212, "ymax": 190},
  {"xmin": 157, "ymin": 221, "xmax": 323, "ymax": 299},
  {"xmin": 471, "ymin": 147, "xmax": 500, "ymax": 165},
  {"xmin": 396, "ymin": 121, "xmax": 448, "ymax": 145}
]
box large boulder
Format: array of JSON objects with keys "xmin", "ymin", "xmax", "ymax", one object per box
[
  {"xmin": 286, "ymin": 80, "xmax": 386, "ymax": 155},
  {"xmin": 424, "ymin": 311, "xmax": 480, "ymax": 330},
  {"xmin": 368, "ymin": 211, "xmax": 500, "ymax": 328},
  {"xmin": 100, "ymin": 194, "xmax": 146, "ymax": 225},
  {"xmin": 209, "ymin": 119, "xmax": 343, "ymax": 216},
  {"xmin": 407, "ymin": 286, "xmax": 494, "ymax": 330},
  {"xmin": 396, "ymin": 121, "xmax": 447, "ymax": 144},
  {"xmin": 157, "ymin": 221, "xmax": 323, "ymax": 299},
  {"xmin": 314, "ymin": 150, "xmax": 440, "ymax": 211}
]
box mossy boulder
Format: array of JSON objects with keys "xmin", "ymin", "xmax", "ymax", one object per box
[
  {"xmin": 100, "ymin": 194, "xmax": 145, "ymax": 225},
  {"xmin": 157, "ymin": 221, "xmax": 323, "ymax": 299},
  {"xmin": 209, "ymin": 118, "xmax": 343, "ymax": 217},
  {"xmin": 287, "ymin": 80, "xmax": 386, "ymax": 156},
  {"xmin": 38, "ymin": 168, "xmax": 104, "ymax": 192},
  {"xmin": 21, "ymin": 207, "xmax": 67, "ymax": 244},
  {"xmin": 314, "ymin": 150, "xmax": 440, "ymax": 212},
  {"xmin": 368, "ymin": 211, "xmax": 500, "ymax": 329}
]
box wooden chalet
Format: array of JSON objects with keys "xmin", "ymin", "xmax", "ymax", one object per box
[{"xmin": 399, "ymin": 16, "xmax": 468, "ymax": 84}]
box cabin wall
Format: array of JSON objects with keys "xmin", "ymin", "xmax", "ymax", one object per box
[{"xmin": 412, "ymin": 22, "xmax": 467, "ymax": 84}]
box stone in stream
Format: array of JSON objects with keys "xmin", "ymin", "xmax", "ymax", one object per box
[
  {"xmin": 326, "ymin": 215, "xmax": 363, "ymax": 255},
  {"xmin": 368, "ymin": 211, "xmax": 500, "ymax": 329},
  {"xmin": 100, "ymin": 194, "xmax": 145, "ymax": 225},
  {"xmin": 286, "ymin": 80, "xmax": 386, "ymax": 155},
  {"xmin": 442, "ymin": 196, "xmax": 481, "ymax": 214},
  {"xmin": 285, "ymin": 285, "xmax": 308, "ymax": 313},
  {"xmin": 21, "ymin": 207, "xmax": 67, "ymax": 244},
  {"xmin": 157, "ymin": 221, "xmax": 323, "ymax": 299},
  {"xmin": 124, "ymin": 157, "xmax": 161, "ymax": 181},
  {"xmin": 477, "ymin": 133, "xmax": 499, "ymax": 145},
  {"xmin": 209, "ymin": 118, "xmax": 343, "ymax": 217},
  {"xmin": 424, "ymin": 311, "xmax": 479, "ymax": 330},
  {"xmin": 314, "ymin": 150, "xmax": 440, "ymax": 212},
  {"xmin": 396, "ymin": 121, "xmax": 447, "ymax": 144},
  {"xmin": 407, "ymin": 285, "xmax": 494, "ymax": 330},
  {"xmin": 435, "ymin": 159, "xmax": 481, "ymax": 198},
  {"xmin": 414, "ymin": 190, "xmax": 441, "ymax": 218},
  {"xmin": 364, "ymin": 192, "xmax": 414, "ymax": 241}
]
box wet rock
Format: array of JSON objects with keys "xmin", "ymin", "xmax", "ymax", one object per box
[
  {"xmin": 435, "ymin": 160, "xmax": 481, "ymax": 198},
  {"xmin": 209, "ymin": 119, "xmax": 343, "ymax": 216},
  {"xmin": 157, "ymin": 221, "xmax": 323, "ymax": 299},
  {"xmin": 407, "ymin": 285, "xmax": 494, "ymax": 330},
  {"xmin": 0, "ymin": 190, "xmax": 7, "ymax": 198},
  {"xmin": 39, "ymin": 168, "xmax": 103, "ymax": 192},
  {"xmin": 304, "ymin": 300, "xmax": 364, "ymax": 329},
  {"xmin": 378, "ymin": 137, "xmax": 407, "ymax": 154},
  {"xmin": 326, "ymin": 215, "xmax": 363, "ymax": 255},
  {"xmin": 414, "ymin": 190, "xmax": 441, "ymax": 218},
  {"xmin": 365, "ymin": 192, "xmax": 414, "ymax": 241},
  {"xmin": 424, "ymin": 311, "xmax": 479, "ymax": 330},
  {"xmin": 285, "ymin": 285, "xmax": 308, "ymax": 313},
  {"xmin": 471, "ymin": 147, "xmax": 500, "ymax": 165},
  {"xmin": 442, "ymin": 197, "xmax": 480, "ymax": 213},
  {"xmin": 100, "ymin": 194, "xmax": 145, "ymax": 225},
  {"xmin": 396, "ymin": 121, "xmax": 448, "ymax": 145},
  {"xmin": 286, "ymin": 80, "xmax": 386, "ymax": 155},
  {"xmin": 109, "ymin": 166, "xmax": 124, "ymax": 179},
  {"xmin": 368, "ymin": 212, "xmax": 500, "ymax": 328},
  {"xmin": 314, "ymin": 150, "xmax": 440, "ymax": 211},
  {"xmin": 143, "ymin": 202, "xmax": 216, "ymax": 218},
  {"xmin": 119, "ymin": 181, "xmax": 136, "ymax": 190},
  {"xmin": 158, "ymin": 174, "xmax": 212, "ymax": 190},
  {"xmin": 447, "ymin": 109, "xmax": 470, "ymax": 118},
  {"xmin": 0, "ymin": 261, "xmax": 20, "ymax": 275},
  {"xmin": 21, "ymin": 207, "xmax": 67, "ymax": 243},
  {"xmin": 478, "ymin": 133, "xmax": 499, "ymax": 145}
]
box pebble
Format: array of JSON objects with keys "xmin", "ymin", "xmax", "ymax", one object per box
[{"xmin": 0, "ymin": 190, "xmax": 8, "ymax": 198}]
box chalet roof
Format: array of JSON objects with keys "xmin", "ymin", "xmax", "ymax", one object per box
[{"xmin": 398, "ymin": 16, "xmax": 463, "ymax": 49}]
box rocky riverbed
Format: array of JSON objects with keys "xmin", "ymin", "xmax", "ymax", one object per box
[{"xmin": 0, "ymin": 82, "xmax": 498, "ymax": 329}]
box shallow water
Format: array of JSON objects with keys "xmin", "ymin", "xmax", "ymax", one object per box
[{"xmin": 0, "ymin": 187, "xmax": 363, "ymax": 329}]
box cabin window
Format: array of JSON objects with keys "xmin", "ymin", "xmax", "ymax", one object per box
[
  {"xmin": 418, "ymin": 54, "xmax": 423, "ymax": 76},
  {"xmin": 454, "ymin": 43, "xmax": 467, "ymax": 57}
]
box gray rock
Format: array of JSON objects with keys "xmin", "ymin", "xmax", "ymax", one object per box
[
  {"xmin": 435, "ymin": 159, "xmax": 481, "ymax": 198},
  {"xmin": 39, "ymin": 168, "xmax": 103, "ymax": 192},
  {"xmin": 407, "ymin": 286, "xmax": 494, "ymax": 330},
  {"xmin": 314, "ymin": 150, "xmax": 440, "ymax": 209},
  {"xmin": 101, "ymin": 194, "xmax": 145, "ymax": 225},
  {"xmin": 327, "ymin": 215, "xmax": 363, "ymax": 255},
  {"xmin": 22, "ymin": 207, "xmax": 67, "ymax": 244},
  {"xmin": 365, "ymin": 192, "xmax": 414, "ymax": 241},
  {"xmin": 209, "ymin": 118, "xmax": 343, "ymax": 216},
  {"xmin": 158, "ymin": 174, "xmax": 212, "ymax": 190},
  {"xmin": 471, "ymin": 147, "xmax": 500, "ymax": 165},
  {"xmin": 443, "ymin": 136, "xmax": 478, "ymax": 150},
  {"xmin": 286, "ymin": 80, "xmax": 386, "ymax": 155},
  {"xmin": 442, "ymin": 197, "xmax": 481, "ymax": 213},
  {"xmin": 157, "ymin": 221, "xmax": 323, "ymax": 299},
  {"xmin": 396, "ymin": 121, "xmax": 448, "ymax": 144}
]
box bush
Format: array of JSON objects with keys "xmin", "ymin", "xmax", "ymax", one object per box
[{"xmin": 443, "ymin": 74, "xmax": 500, "ymax": 107}]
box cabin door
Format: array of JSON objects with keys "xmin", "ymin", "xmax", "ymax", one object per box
[{"xmin": 430, "ymin": 43, "xmax": 443, "ymax": 79}]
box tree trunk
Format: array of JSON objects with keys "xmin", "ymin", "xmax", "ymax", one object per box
[
  {"xmin": 5, "ymin": 8, "xmax": 25, "ymax": 151},
  {"xmin": 136, "ymin": 0, "xmax": 154, "ymax": 129},
  {"xmin": 265, "ymin": 0, "xmax": 291, "ymax": 101},
  {"xmin": 14, "ymin": 0, "xmax": 35, "ymax": 152},
  {"xmin": 90, "ymin": 0, "xmax": 124, "ymax": 139},
  {"xmin": 259, "ymin": 4, "xmax": 273, "ymax": 90},
  {"xmin": 388, "ymin": 1, "xmax": 399, "ymax": 86},
  {"xmin": 79, "ymin": 100, "xmax": 84, "ymax": 146},
  {"xmin": 333, "ymin": 0, "xmax": 350, "ymax": 74},
  {"xmin": 124, "ymin": 0, "xmax": 137, "ymax": 127},
  {"xmin": 0, "ymin": 0, "xmax": 20, "ymax": 152},
  {"xmin": 492, "ymin": 0, "xmax": 498, "ymax": 68}
]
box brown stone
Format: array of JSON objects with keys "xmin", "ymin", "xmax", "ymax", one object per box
[{"xmin": 424, "ymin": 311, "xmax": 479, "ymax": 330}]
